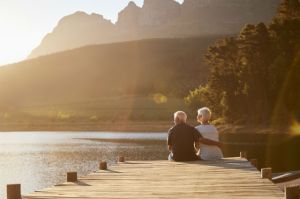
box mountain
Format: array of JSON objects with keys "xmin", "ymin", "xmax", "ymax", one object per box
[
  {"xmin": 28, "ymin": 0, "xmax": 281, "ymax": 59},
  {"xmin": 117, "ymin": 2, "xmax": 141, "ymax": 29},
  {"xmin": 29, "ymin": 11, "xmax": 116, "ymax": 58},
  {"xmin": 138, "ymin": 0, "xmax": 181, "ymax": 26},
  {"xmin": 1, "ymin": 37, "xmax": 219, "ymax": 108},
  {"xmin": 179, "ymin": 0, "xmax": 280, "ymax": 34}
]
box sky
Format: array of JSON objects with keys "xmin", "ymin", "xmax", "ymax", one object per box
[{"xmin": 0, "ymin": 0, "xmax": 184, "ymax": 66}]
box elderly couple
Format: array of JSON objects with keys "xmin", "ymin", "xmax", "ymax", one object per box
[{"xmin": 167, "ymin": 107, "xmax": 223, "ymax": 162}]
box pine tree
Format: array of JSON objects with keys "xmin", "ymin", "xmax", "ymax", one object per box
[
  {"xmin": 276, "ymin": 0, "xmax": 300, "ymax": 21},
  {"xmin": 205, "ymin": 37, "xmax": 241, "ymax": 120}
]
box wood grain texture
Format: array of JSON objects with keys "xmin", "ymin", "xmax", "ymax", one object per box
[{"xmin": 23, "ymin": 157, "xmax": 284, "ymax": 199}]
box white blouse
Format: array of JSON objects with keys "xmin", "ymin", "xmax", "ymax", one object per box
[{"xmin": 195, "ymin": 124, "xmax": 223, "ymax": 160}]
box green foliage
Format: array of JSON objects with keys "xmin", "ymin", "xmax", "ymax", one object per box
[
  {"xmin": 187, "ymin": 0, "xmax": 300, "ymax": 126},
  {"xmin": 185, "ymin": 85, "xmax": 211, "ymax": 110},
  {"xmin": 185, "ymin": 85, "xmax": 225, "ymax": 118}
]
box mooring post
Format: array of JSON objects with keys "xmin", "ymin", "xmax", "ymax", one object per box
[
  {"xmin": 250, "ymin": 159, "xmax": 258, "ymax": 167},
  {"xmin": 118, "ymin": 156, "xmax": 125, "ymax": 163},
  {"xmin": 67, "ymin": 172, "xmax": 78, "ymax": 182},
  {"xmin": 261, "ymin": 167, "xmax": 272, "ymax": 179},
  {"xmin": 100, "ymin": 161, "xmax": 108, "ymax": 170},
  {"xmin": 7, "ymin": 184, "xmax": 21, "ymax": 199},
  {"xmin": 285, "ymin": 185, "xmax": 300, "ymax": 199},
  {"xmin": 240, "ymin": 151, "xmax": 247, "ymax": 159}
]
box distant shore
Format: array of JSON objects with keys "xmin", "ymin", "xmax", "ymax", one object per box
[
  {"xmin": 0, "ymin": 121, "xmax": 282, "ymax": 134},
  {"xmin": 0, "ymin": 121, "xmax": 174, "ymax": 132}
]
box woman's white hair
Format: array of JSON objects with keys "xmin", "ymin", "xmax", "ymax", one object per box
[
  {"xmin": 197, "ymin": 107, "xmax": 212, "ymax": 121},
  {"xmin": 174, "ymin": 111, "xmax": 187, "ymax": 123}
]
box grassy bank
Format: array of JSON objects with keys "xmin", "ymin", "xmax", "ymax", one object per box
[{"xmin": 0, "ymin": 95, "xmax": 187, "ymax": 132}]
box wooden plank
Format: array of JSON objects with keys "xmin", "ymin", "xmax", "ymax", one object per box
[{"xmin": 23, "ymin": 158, "xmax": 284, "ymax": 199}]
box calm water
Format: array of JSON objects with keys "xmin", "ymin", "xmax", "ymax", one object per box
[
  {"xmin": 1, "ymin": 132, "xmax": 300, "ymax": 199},
  {"xmin": 0, "ymin": 132, "xmax": 167, "ymax": 199}
]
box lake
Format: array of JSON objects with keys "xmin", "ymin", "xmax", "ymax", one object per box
[
  {"xmin": 1, "ymin": 131, "xmax": 300, "ymax": 199},
  {"xmin": 0, "ymin": 132, "xmax": 167, "ymax": 199}
]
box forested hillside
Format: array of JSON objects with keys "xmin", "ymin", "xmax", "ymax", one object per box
[
  {"xmin": 185, "ymin": 0, "xmax": 300, "ymax": 128},
  {"xmin": 0, "ymin": 36, "xmax": 220, "ymax": 125}
]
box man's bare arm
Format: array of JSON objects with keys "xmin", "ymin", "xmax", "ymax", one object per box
[
  {"xmin": 199, "ymin": 138, "xmax": 222, "ymax": 148},
  {"xmin": 168, "ymin": 145, "xmax": 172, "ymax": 152}
]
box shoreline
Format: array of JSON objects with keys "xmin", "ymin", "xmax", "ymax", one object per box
[
  {"xmin": 0, "ymin": 121, "xmax": 174, "ymax": 132},
  {"xmin": 0, "ymin": 121, "xmax": 286, "ymax": 134}
]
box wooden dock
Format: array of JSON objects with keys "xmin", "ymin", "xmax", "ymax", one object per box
[{"xmin": 17, "ymin": 157, "xmax": 288, "ymax": 199}]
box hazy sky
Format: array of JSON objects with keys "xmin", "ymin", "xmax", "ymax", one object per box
[{"xmin": 0, "ymin": 0, "xmax": 183, "ymax": 66}]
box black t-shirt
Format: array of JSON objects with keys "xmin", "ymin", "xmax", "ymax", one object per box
[{"xmin": 167, "ymin": 123, "xmax": 202, "ymax": 161}]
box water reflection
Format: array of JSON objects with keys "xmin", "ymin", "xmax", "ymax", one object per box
[{"xmin": 0, "ymin": 132, "xmax": 168, "ymax": 199}]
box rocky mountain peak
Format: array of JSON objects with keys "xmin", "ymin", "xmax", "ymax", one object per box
[
  {"xmin": 143, "ymin": 0, "xmax": 179, "ymax": 8},
  {"xmin": 139, "ymin": 0, "xmax": 181, "ymax": 26},
  {"xmin": 117, "ymin": 1, "xmax": 141, "ymax": 27},
  {"xmin": 28, "ymin": 0, "xmax": 281, "ymax": 59}
]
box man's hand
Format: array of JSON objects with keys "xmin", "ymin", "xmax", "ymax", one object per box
[{"xmin": 194, "ymin": 141, "xmax": 200, "ymax": 154}]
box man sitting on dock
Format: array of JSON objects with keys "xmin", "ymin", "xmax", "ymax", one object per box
[{"xmin": 167, "ymin": 111, "xmax": 221, "ymax": 161}]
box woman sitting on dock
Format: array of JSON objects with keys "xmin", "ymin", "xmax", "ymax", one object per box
[{"xmin": 195, "ymin": 107, "xmax": 223, "ymax": 160}]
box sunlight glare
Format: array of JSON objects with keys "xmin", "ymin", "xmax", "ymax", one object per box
[
  {"xmin": 289, "ymin": 120, "xmax": 300, "ymax": 135},
  {"xmin": 153, "ymin": 93, "xmax": 168, "ymax": 104}
]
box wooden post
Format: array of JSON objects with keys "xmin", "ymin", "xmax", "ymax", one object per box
[
  {"xmin": 118, "ymin": 156, "xmax": 125, "ymax": 163},
  {"xmin": 7, "ymin": 184, "xmax": 21, "ymax": 199},
  {"xmin": 100, "ymin": 161, "xmax": 108, "ymax": 170},
  {"xmin": 250, "ymin": 159, "xmax": 258, "ymax": 167},
  {"xmin": 67, "ymin": 172, "xmax": 77, "ymax": 182},
  {"xmin": 285, "ymin": 185, "xmax": 300, "ymax": 199},
  {"xmin": 261, "ymin": 168, "xmax": 272, "ymax": 179},
  {"xmin": 240, "ymin": 151, "xmax": 247, "ymax": 159}
]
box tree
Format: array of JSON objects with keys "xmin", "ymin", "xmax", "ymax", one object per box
[
  {"xmin": 205, "ymin": 37, "xmax": 243, "ymax": 120},
  {"xmin": 236, "ymin": 23, "xmax": 276, "ymax": 122},
  {"xmin": 186, "ymin": 0, "xmax": 300, "ymax": 126},
  {"xmin": 275, "ymin": 0, "xmax": 300, "ymax": 21},
  {"xmin": 184, "ymin": 85, "xmax": 225, "ymax": 118}
]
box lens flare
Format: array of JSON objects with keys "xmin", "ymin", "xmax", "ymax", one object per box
[
  {"xmin": 153, "ymin": 93, "xmax": 168, "ymax": 104},
  {"xmin": 289, "ymin": 120, "xmax": 300, "ymax": 135}
]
